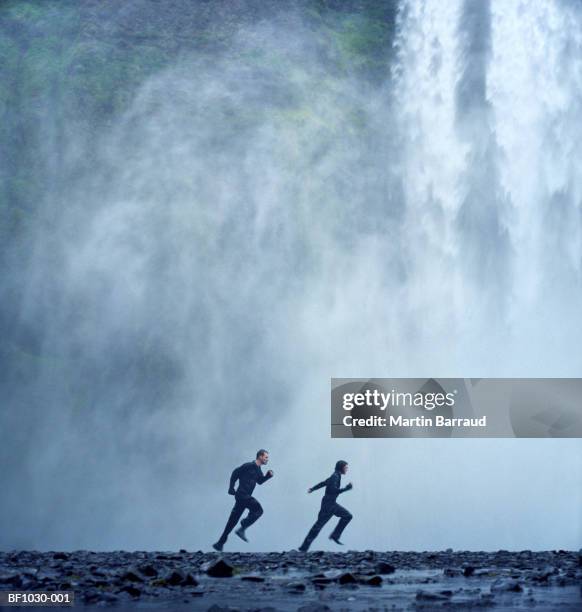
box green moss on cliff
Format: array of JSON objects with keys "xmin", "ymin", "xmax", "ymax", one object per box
[{"xmin": 0, "ymin": 0, "xmax": 397, "ymax": 240}]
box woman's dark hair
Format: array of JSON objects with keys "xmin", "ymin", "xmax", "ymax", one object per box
[{"xmin": 335, "ymin": 460, "xmax": 348, "ymax": 472}]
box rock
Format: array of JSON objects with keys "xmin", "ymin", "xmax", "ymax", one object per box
[
  {"xmin": 360, "ymin": 574, "xmax": 382, "ymax": 586},
  {"xmin": 202, "ymin": 558, "xmax": 234, "ymax": 578},
  {"xmin": 121, "ymin": 568, "xmax": 144, "ymax": 582},
  {"xmin": 311, "ymin": 576, "xmax": 333, "ymax": 588},
  {"xmin": 120, "ymin": 584, "xmax": 141, "ymax": 597},
  {"xmin": 53, "ymin": 552, "xmax": 69, "ymax": 560},
  {"xmin": 184, "ymin": 573, "xmax": 199, "ymax": 586},
  {"xmin": 83, "ymin": 590, "xmax": 101, "ymax": 604},
  {"xmin": 474, "ymin": 569, "xmax": 497, "ymax": 577},
  {"xmin": 444, "ymin": 568, "xmax": 462, "ymax": 577},
  {"xmin": 549, "ymin": 574, "xmax": 570, "ymax": 587},
  {"xmin": 322, "ymin": 570, "xmax": 342, "ymax": 579},
  {"xmin": 298, "ymin": 605, "xmax": 331, "ymax": 612},
  {"xmin": 491, "ymin": 578, "xmax": 523, "ymax": 593},
  {"xmin": 97, "ymin": 592, "xmax": 119, "ymax": 603},
  {"xmin": 531, "ymin": 566, "xmax": 555, "ymax": 582},
  {"xmin": 241, "ymin": 575, "xmax": 265, "ymax": 582},
  {"xmin": 16, "ymin": 567, "xmax": 38, "ymax": 577},
  {"xmin": 286, "ymin": 580, "xmax": 306, "ymax": 592},
  {"xmin": 376, "ymin": 561, "xmax": 396, "ymax": 574},
  {"xmin": 137, "ymin": 563, "xmax": 157, "ymax": 577},
  {"xmin": 19, "ymin": 575, "xmax": 38, "ymax": 589},
  {"xmin": 37, "ymin": 570, "xmax": 61, "ymax": 583},
  {"xmin": 165, "ymin": 569, "xmax": 187, "ymax": 585},
  {"xmin": 0, "ymin": 572, "xmax": 22, "ymax": 587},
  {"xmin": 338, "ymin": 572, "xmax": 357, "ymax": 584},
  {"xmin": 416, "ymin": 589, "xmax": 451, "ymax": 601},
  {"xmin": 463, "ymin": 565, "xmax": 475, "ymax": 577}
]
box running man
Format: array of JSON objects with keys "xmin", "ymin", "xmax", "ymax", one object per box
[
  {"xmin": 213, "ymin": 449, "xmax": 273, "ymax": 551},
  {"xmin": 298, "ymin": 460, "xmax": 353, "ymax": 552}
]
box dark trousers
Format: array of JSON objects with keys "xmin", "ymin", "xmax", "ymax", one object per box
[
  {"xmin": 217, "ymin": 495, "xmax": 263, "ymax": 544},
  {"xmin": 300, "ymin": 501, "xmax": 352, "ymax": 550}
]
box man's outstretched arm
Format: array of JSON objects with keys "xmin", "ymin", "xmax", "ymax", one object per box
[{"xmin": 228, "ymin": 465, "xmax": 242, "ymax": 494}]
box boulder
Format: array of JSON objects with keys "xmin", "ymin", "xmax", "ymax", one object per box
[
  {"xmin": 338, "ymin": 572, "xmax": 357, "ymax": 584},
  {"xmin": 202, "ymin": 559, "xmax": 234, "ymax": 578},
  {"xmin": 376, "ymin": 561, "xmax": 396, "ymax": 574},
  {"xmin": 167, "ymin": 569, "xmax": 186, "ymax": 585}
]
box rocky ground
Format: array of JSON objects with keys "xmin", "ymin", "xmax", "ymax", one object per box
[{"xmin": 0, "ymin": 549, "xmax": 581, "ymax": 610}]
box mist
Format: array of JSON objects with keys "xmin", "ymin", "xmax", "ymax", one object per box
[{"xmin": 1, "ymin": 0, "xmax": 581, "ymax": 552}]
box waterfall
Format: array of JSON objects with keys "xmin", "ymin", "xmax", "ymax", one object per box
[
  {"xmin": 390, "ymin": 0, "xmax": 582, "ymax": 366},
  {"xmin": 1, "ymin": 1, "xmax": 581, "ymax": 551},
  {"xmin": 489, "ymin": 0, "xmax": 582, "ymax": 307}
]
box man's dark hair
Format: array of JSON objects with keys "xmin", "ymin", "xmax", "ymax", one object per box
[
  {"xmin": 335, "ymin": 460, "xmax": 348, "ymax": 472},
  {"xmin": 256, "ymin": 449, "xmax": 269, "ymax": 459}
]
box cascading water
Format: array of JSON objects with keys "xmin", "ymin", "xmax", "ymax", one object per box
[
  {"xmin": 1, "ymin": 1, "xmax": 581, "ymax": 552},
  {"xmin": 390, "ymin": 0, "xmax": 582, "ymax": 369},
  {"xmin": 489, "ymin": 0, "xmax": 582, "ymax": 311}
]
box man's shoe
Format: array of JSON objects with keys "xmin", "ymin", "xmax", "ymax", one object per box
[
  {"xmin": 212, "ymin": 542, "xmax": 223, "ymax": 552},
  {"xmin": 235, "ymin": 527, "xmax": 248, "ymax": 543},
  {"xmin": 329, "ymin": 535, "xmax": 344, "ymax": 545}
]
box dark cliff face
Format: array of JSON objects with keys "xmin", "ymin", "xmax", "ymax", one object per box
[{"xmin": 0, "ymin": 0, "xmax": 396, "ymax": 237}]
